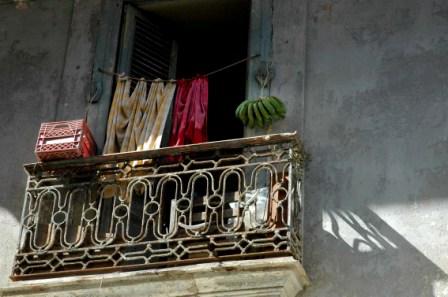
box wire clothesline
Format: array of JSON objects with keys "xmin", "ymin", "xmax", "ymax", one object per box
[{"xmin": 98, "ymin": 54, "xmax": 260, "ymax": 83}]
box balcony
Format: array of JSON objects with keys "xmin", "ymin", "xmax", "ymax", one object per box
[{"xmin": 11, "ymin": 132, "xmax": 305, "ymax": 282}]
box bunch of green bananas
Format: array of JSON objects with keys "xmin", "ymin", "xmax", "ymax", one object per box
[{"xmin": 235, "ymin": 96, "xmax": 286, "ymax": 128}]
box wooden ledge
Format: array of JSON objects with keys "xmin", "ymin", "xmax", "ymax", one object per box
[{"xmin": 24, "ymin": 132, "xmax": 300, "ymax": 174}]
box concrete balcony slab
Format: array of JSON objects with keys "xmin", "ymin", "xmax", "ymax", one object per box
[{"xmin": 1, "ymin": 257, "xmax": 309, "ymax": 297}]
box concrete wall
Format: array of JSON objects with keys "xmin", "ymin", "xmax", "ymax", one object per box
[
  {"xmin": 0, "ymin": 0, "xmax": 103, "ymax": 286},
  {"xmin": 0, "ymin": 0, "xmax": 447, "ymax": 296},
  {"xmin": 269, "ymin": 0, "xmax": 448, "ymax": 296},
  {"xmin": 0, "ymin": 0, "xmax": 73, "ymax": 286}
]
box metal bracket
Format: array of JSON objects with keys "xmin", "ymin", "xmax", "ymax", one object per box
[
  {"xmin": 255, "ymin": 61, "xmax": 275, "ymax": 89},
  {"xmin": 89, "ymin": 71, "xmax": 103, "ymax": 104},
  {"xmin": 255, "ymin": 61, "xmax": 275, "ymax": 96}
]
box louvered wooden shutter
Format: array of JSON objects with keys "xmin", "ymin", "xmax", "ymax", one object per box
[
  {"xmin": 117, "ymin": 5, "xmax": 176, "ymax": 80},
  {"xmin": 115, "ymin": 5, "xmax": 177, "ymax": 147}
]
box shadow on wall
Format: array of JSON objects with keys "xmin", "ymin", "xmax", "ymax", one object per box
[{"xmin": 301, "ymin": 207, "xmax": 447, "ymax": 297}]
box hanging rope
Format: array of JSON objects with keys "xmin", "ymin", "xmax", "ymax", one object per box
[{"xmin": 98, "ymin": 54, "xmax": 260, "ymax": 82}]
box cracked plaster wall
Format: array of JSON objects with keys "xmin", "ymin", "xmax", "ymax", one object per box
[
  {"xmin": 0, "ymin": 0, "xmax": 447, "ymax": 296},
  {"xmin": 269, "ymin": 0, "xmax": 448, "ymax": 296},
  {"xmin": 0, "ymin": 0, "xmax": 102, "ymax": 287}
]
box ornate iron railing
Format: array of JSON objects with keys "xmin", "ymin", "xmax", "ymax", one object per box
[{"xmin": 11, "ymin": 133, "xmax": 304, "ymax": 280}]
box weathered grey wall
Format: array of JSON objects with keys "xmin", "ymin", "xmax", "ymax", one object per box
[
  {"xmin": 0, "ymin": 0, "xmax": 73, "ymax": 286},
  {"xmin": 0, "ymin": 0, "xmax": 103, "ymax": 286},
  {"xmin": 1, "ymin": 0, "xmax": 448, "ymax": 295},
  {"xmin": 269, "ymin": 0, "xmax": 448, "ymax": 296}
]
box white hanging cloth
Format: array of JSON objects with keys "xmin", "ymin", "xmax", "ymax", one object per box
[{"xmin": 103, "ymin": 77, "xmax": 176, "ymax": 155}]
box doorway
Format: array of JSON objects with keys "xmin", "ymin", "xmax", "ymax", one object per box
[{"xmin": 121, "ymin": 0, "xmax": 251, "ymax": 142}]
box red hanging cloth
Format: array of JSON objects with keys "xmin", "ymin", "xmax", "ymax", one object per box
[{"xmin": 168, "ymin": 76, "xmax": 208, "ymax": 147}]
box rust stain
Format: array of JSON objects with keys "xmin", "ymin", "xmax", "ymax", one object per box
[{"xmin": 322, "ymin": 3, "xmax": 333, "ymax": 17}]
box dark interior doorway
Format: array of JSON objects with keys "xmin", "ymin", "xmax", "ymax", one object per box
[{"xmin": 134, "ymin": 0, "xmax": 251, "ymax": 141}]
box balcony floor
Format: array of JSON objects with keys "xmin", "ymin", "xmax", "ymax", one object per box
[{"xmin": 1, "ymin": 257, "xmax": 309, "ymax": 297}]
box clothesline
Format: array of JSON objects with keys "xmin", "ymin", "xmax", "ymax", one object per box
[
  {"xmin": 103, "ymin": 70, "xmax": 209, "ymax": 155},
  {"xmin": 98, "ymin": 54, "xmax": 260, "ymax": 83}
]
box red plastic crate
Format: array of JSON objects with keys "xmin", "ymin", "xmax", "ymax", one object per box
[{"xmin": 35, "ymin": 119, "xmax": 97, "ymax": 162}]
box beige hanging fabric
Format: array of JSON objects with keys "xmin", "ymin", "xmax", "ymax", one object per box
[
  {"xmin": 120, "ymin": 79, "xmax": 147, "ymax": 152},
  {"xmin": 103, "ymin": 76, "xmax": 131, "ymax": 154},
  {"xmin": 138, "ymin": 79, "xmax": 176, "ymax": 151},
  {"xmin": 103, "ymin": 76, "xmax": 176, "ymax": 155}
]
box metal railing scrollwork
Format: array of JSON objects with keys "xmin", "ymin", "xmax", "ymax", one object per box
[{"xmin": 11, "ymin": 132, "xmax": 305, "ymax": 280}]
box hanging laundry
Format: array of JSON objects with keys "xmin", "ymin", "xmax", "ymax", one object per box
[
  {"xmin": 168, "ymin": 76, "xmax": 208, "ymax": 147},
  {"xmin": 138, "ymin": 79, "xmax": 176, "ymax": 151},
  {"xmin": 103, "ymin": 76, "xmax": 176, "ymax": 154},
  {"xmin": 120, "ymin": 79, "xmax": 147, "ymax": 152},
  {"xmin": 103, "ymin": 76, "xmax": 132, "ymax": 154}
]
